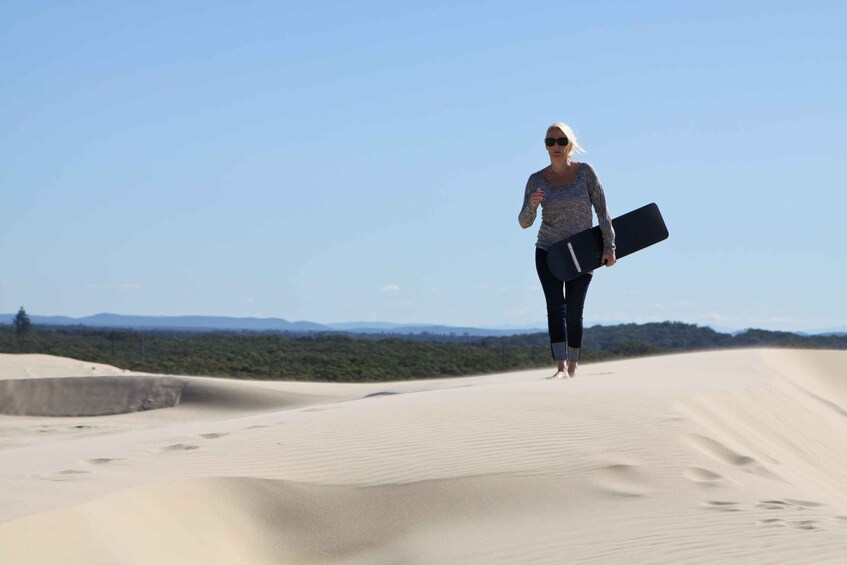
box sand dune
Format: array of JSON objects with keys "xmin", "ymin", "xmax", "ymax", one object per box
[
  {"xmin": 0, "ymin": 353, "xmax": 131, "ymax": 379},
  {"xmin": 0, "ymin": 376, "xmax": 186, "ymax": 416},
  {"xmin": 0, "ymin": 353, "xmax": 373, "ymax": 417},
  {"xmin": 1, "ymin": 349, "xmax": 846, "ymax": 563},
  {"xmin": 0, "ymin": 373, "xmax": 348, "ymax": 418}
]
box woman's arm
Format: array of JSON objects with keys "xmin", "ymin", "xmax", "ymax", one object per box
[
  {"xmin": 518, "ymin": 175, "xmax": 538, "ymax": 229},
  {"xmin": 586, "ymin": 164, "xmax": 616, "ymax": 254}
]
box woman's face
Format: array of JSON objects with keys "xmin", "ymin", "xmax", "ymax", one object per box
[{"xmin": 545, "ymin": 128, "xmax": 571, "ymax": 160}]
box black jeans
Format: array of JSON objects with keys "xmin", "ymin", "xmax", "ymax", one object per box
[{"xmin": 535, "ymin": 247, "xmax": 593, "ymax": 362}]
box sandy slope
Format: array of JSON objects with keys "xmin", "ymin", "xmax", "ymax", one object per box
[{"xmin": 0, "ymin": 349, "xmax": 846, "ymax": 564}]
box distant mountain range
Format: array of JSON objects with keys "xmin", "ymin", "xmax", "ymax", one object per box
[
  {"xmin": 0, "ymin": 313, "xmax": 545, "ymax": 337},
  {"xmin": 1, "ymin": 312, "xmax": 844, "ymax": 337},
  {"xmin": 797, "ymin": 326, "xmax": 847, "ymax": 337}
]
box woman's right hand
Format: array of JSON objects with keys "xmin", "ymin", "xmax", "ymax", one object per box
[{"xmin": 530, "ymin": 187, "xmax": 545, "ymax": 208}]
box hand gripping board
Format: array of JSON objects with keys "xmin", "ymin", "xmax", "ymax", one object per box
[{"xmin": 546, "ymin": 203, "xmax": 669, "ymax": 282}]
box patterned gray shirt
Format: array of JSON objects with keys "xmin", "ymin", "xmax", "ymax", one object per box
[{"xmin": 518, "ymin": 162, "xmax": 616, "ymax": 253}]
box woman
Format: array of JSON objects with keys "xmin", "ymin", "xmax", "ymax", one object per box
[{"xmin": 518, "ymin": 123, "xmax": 616, "ymax": 379}]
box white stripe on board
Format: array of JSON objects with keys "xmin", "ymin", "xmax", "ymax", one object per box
[{"xmin": 567, "ymin": 242, "xmax": 582, "ymax": 273}]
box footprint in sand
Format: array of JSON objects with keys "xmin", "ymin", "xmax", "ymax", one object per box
[
  {"xmin": 199, "ymin": 433, "xmax": 229, "ymax": 440},
  {"xmin": 786, "ymin": 520, "xmax": 818, "ymax": 530},
  {"xmin": 686, "ymin": 434, "xmax": 783, "ymax": 482},
  {"xmin": 151, "ymin": 443, "xmax": 199, "ymax": 453},
  {"xmin": 756, "ymin": 499, "xmax": 825, "ymax": 511},
  {"xmin": 756, "ymin": 517, "xmax": 819, "ymax": 530},
  {"xmin": 83, "ymin": 458, "xmax": 122, "ymax": 466},
  {"xmin": 701, "ymin": 500, "xmax": 742, "ymax": 512},
  {"xmin": 38, "ymin": 469, "xmax": 91, "ymax": 481},
  {"xmin": 683, "ymin": 467, "xmax": 731, "ymax": 487},
  {"xmin": 784, "ymin": 498, "xmax": 825, "ymax": 508},
  {"xmin": 247, "ymin": 425, "xmax": 270, "ymax": 430},
  {"xmin": 363, "ymin": 392, "xmax": 399, "ymax": 399},
  {"xmin": 594, "ymin": 464, "xmax": 650, "ymax": 498},
  {"xmin": 708, "ymin": 499, "xmax": 833, "ymax": 531}
]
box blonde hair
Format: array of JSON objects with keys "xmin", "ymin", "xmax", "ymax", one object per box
[{"xmin": 546, "ymin": 122, "xmax": 586, "ymax": 155}]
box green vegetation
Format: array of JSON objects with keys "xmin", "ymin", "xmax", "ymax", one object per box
[{"xmin": 2, "ymin": 322, "xmax": 845, "ymax": 382}]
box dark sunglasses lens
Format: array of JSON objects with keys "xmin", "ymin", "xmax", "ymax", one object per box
[
  {"xmin": 545, "ymin": 137, "xmax": 569, "ymax": 147},
  {"xmin": 545, "ymin": 138, "xmax": 556, "ymax": 147},
  {"xmin": 557, "ymin": 137, "xmax": 569, "ymax": 146}
]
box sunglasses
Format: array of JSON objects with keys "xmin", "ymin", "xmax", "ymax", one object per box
[{"xmin": 545, "ymin": 137, "xmax": 569, "ymax": 147}]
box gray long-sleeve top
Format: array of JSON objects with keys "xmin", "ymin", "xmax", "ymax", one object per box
[{"xmin": 518, "ymin": 162, "xmax": 616, "ymax": 252}]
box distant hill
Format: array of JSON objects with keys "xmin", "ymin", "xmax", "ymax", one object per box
[
  {"xmin": 1, "ymin": 312, "xmax": 842, "ymax": 338},
  {"xmin": 0, "ymin": 313, "xmax": 329, "ymax": 332},
  {"xmin": 324, "ymin": 322, "xmax": 540, "ymax": 337},
  {"xmin": 0, "ymin": 313, "xmax": 542, "ymax": 336}
]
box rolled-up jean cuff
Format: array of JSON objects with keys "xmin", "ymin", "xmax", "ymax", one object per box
[
  {"xmin": 551, "ymin": 342, "xmax": 567, "ymax": 361},
  {"xmin": 568, "ymin": 346, "xmax": 582, "ymax": 362}
]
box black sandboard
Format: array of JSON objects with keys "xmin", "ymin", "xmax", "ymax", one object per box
[{"xmin": 546, "ymin": 203, "xmax": 669, "ymax": 281}]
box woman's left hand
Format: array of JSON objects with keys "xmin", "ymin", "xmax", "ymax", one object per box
[{"xmin": 602, "ymin": 250, "xmax": 616, "ymax": 267}]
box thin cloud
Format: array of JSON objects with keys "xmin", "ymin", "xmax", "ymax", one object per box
[{"xmin": 380, "ymin": 284, "xmax": 400, "ymax": 292}]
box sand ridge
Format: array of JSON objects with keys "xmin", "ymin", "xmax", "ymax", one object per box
[{"xmin": 1, "ymin": 349, "xmax": 846, "ymax": 563}]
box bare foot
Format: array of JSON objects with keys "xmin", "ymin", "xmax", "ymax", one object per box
[
  {"xmin": 546, "ymin": 370, "xmax": 568, "ymax": 380},
  {"xmin": 567, "ymin": 361, "xmax": 577, "ymax": 378}
]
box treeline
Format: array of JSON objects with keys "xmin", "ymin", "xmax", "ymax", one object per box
[
  {"xmin": 1, "ymin": 327, "xmax": 552, "ymax": 381},
  {"xmin": 1, "ymin": 322, "xmax": 845, "ymax": 382}
]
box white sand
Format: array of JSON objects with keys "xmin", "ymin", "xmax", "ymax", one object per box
[{"xmin": 1, "ymin": 349, "xmax": 846, "ymax": 564}]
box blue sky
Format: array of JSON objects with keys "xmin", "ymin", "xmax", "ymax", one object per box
[{"xmin": 1, "ymin": 1, "xmax": 845, "ymax": 332}]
